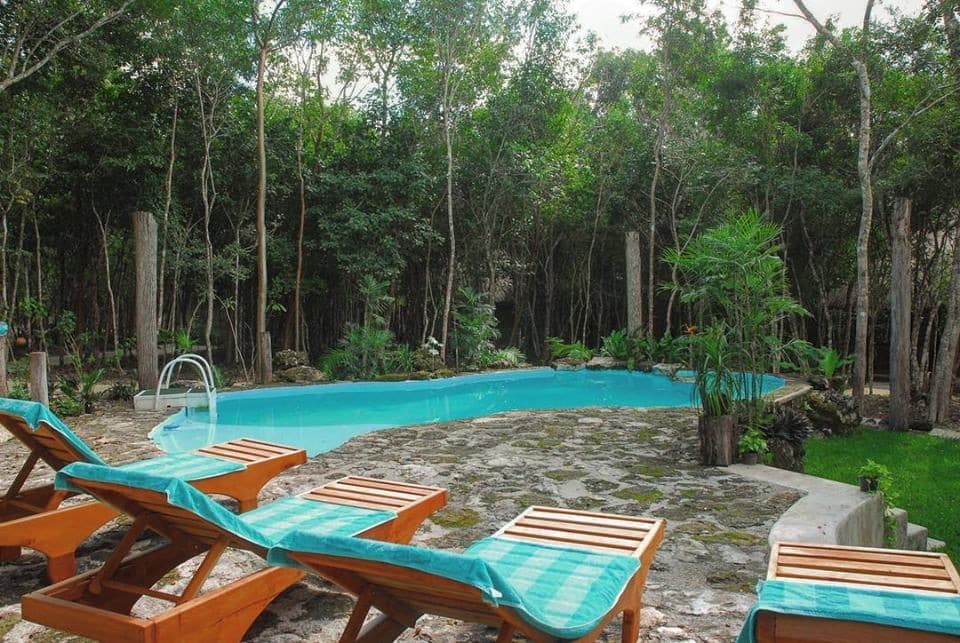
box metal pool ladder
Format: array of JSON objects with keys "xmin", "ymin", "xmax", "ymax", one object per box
[{"xmin": 155, "ymin": 353, "xmax": 218, "ymax": 421}]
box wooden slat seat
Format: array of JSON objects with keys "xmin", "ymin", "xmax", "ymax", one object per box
[
  {"xmin": 280, "ymin": 505, "xmax": 666, "ymax": 642},
  {"xmin": 22, "ymin": 472, "xmax": 447, "ymax": 643},
  {"xmin": 0, "ymin": 405, "xmax": 307, "ymax": 581},
  {"xmin": 753, "ymin": 541, "xmax": 960, "ymax": 642}
]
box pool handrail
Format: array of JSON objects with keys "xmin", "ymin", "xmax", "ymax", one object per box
[{"xmin": 155, "ymin": 353, "xmax": 217, "ymax": 420}]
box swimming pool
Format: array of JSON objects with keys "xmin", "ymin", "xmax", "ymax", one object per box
[{"xmin": 150, "ymin": 367, "xmax": 785, "ymax": 456}]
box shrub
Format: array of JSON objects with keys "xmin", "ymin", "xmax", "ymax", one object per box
[
  {"xmin": 546, "ymin": 337, "xmax": 592, "ymax": 361},
  {"xmin": 483, "ymin": 347, "xmax": 525, "ymax": 369},
  {"xmin": 600, "ymin": 330, "xmax": 630, "ymax": 360},
  {"xmin": 453, "ymin": 287, "xmax": 499, "ymax": 368},
  {"xmin": 105, "ymin": 380, "xmax": 136, "ymax": 401}
]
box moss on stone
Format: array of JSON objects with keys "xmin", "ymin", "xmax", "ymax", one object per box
[
  {"xmin": 583, "ymin": 478, "xmax": 619, "ymax": 493},
  {"xmin": 431, "ymin": 507, "xmax": 481, "ymax": 529},
  {"xmin": 693, "ymin": 529, "xmax": 762, "ymax": 546},
  {"xmin": 627, "ymin": 463, "xmax": 673, "ymax": 478},
  {"xmin": 544, "ymin": 469, "xmax": 585, "ymax": 481},
  {"xmin": 535, "ymin": 437, "xmax": 563, "ymax": 449},
  {"xmin": 517, "ymin": 492, "xmax": 556, "ymax": 508},
  {"xmin": 707, "ymin": 569, "xmax": 758, "ymax": 593},
  {"xmin": 0, "ymin": 613, "xmax": 20, "ymax": 639},
  {"xmin": 613, "ymin": 487, "xmax": 664, "ymax": 504},
  {"xmin": 680, "ymin": 489, "xmax": 698, "ymax": 498},
  {"xmin": 568, "ymin": 496, "xmax": 605, "ymax": 510},
  {"xmin": 511, "ymin": 440, "xmax": 536, "ymax": 448}
]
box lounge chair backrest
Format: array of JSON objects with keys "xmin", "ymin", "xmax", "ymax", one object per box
[
  {"xmin": 56, "ymin": 462, "xmax": 272, "ymax": 551},
  {"xmin": 268, "ymin": 529, "xmax": 643, "ymax": 640},
  {"xmin": 0, "ymin": 399, "xmax": 107, "ymax": 469}
]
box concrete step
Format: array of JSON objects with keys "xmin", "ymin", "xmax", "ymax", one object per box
[
  {"xmin": 885, "ymin": 507, "xmax": 908, "ymax": 548},
  {"xmin": 905, "ymin": 522, "xmax": 928, "ymax": 551},
  {"xmin": 928, "ymin": 536, "xmax": 947, "ymax": 552}
]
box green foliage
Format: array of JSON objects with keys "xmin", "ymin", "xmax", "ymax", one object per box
[
  {"xmin": 385, "ymin": 344, "xmax": 417, "ymax": 374},
  {"xmin": 104, "ymin": 380, "xmax": 136, "ymax": 401},
  {"xmin": 665, "ymin": 211, "xmax": 807, "ymax": 418},
  {"xmin": 688, "ymin": 322, "xmax": 740, "ymax": 416},
  {"xmin": 55, "ymin": 367, "xmax": 104, "ymax": 414},
  {"xmin": 807, "ymin": 431, "xmax": 959, "ymax": 561},
  {"xmin": 174, "ymin": 329, "xmax": 196, "ymax": 354},
  {"xmin": 483, "ymin": 347, "xmax": 525, "ymax": 369},
  {"xmin": 798, "ymin": 344, "xmax": 854, "ymax": 380},
  {"xmin": 453, "ymin": 287, "xmax": 500, "ymax": 368},
  {"xmin": 600, "ymin": 329, "xmax": 629, "ymax": 360},
  {"xmin": 321, "ymin": 275, "xmax": 402, "ymax": 380},
  {"xmin": 7, "ymin": 380, "xmax": 29, "ymax": 400},
  {"xmin": 737, "ymin": 427, "xmax": 768, "ymax": 454},
  {"xmin": 546, "ymin": 337, "xmax": 593, "ymax": 361}
]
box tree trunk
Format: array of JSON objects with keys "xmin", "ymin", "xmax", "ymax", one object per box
[
  {"xmin": 132, "ymin": 211, "xmax": 158, "ymax": 390},
  {"xmin": 255, "ymin": 45, "xmax": 271, "ymax": 382},
  {"xmin": 625, "ymin": 230, "xmax": 643, "ymax": 333},
  {"xmin": 929, "ymin": 232, "xmax": 960, "ymax": 423},
  {"xmin": 439, "ymin": 94, "xmax": 455, "ymax": 363},
  {"xmin": 92, "ymin": 207, "xmax": 120, "ymax": 360},
  {"xmin": 157, "ymin": 98, "xmax": 178, "ymax": 329},
  {"xmin": 851, "ymin": 57, "xmax": 874, "ymax": 409},
  {"xmin": 888, "ymin": 197, "xmax": 912, "ymax": 431},
  {"xmin": 293, "ymin": 115, "xmax": 307, "ymax": 353}
]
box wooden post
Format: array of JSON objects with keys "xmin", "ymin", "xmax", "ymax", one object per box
[
  {"xmin": 888, "ymin": 198, "xmax": 912, "ymax": 431},
  {"xmin": 133, "ymin": 211, "xmax": 159, "ymax": 391},
  {"xmin": 0, "ymin": 334, "xmax": 7, "ymax": 397},
  {"xmin": 257, "ymin": 331, "xmax": 272, "ymax": 383},
  {"xmin": 698, "ymin": 415, "xmax": 737, "ymax": 466},
  {"xmin": 625, "ymin": 230, "xmax": 643, "ymax": 334},
  {"xmin": 29, "ymin": 351, "xmax": 48, "ymax": 406}
]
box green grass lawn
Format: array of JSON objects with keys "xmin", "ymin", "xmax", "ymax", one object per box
[{"xmin": 804, "ymin": 429, "xmax": 960, "ymax": 563}]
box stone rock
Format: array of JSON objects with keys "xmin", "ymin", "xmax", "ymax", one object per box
[
  {"xmin": 274, "ymin": 349, "xmax": 309, "ymax": 369},
  {"xmin": 653, "ymin": 363, "xmax": 683, "ymax": 378},
  {"xmin": 552, "ymin": 359, "xmax": 586, "ymax": 370},
  {"xmin": 805, "ymin": 390, "xmax": 860, "ymax": 435},
  {"xmin": 278, "ymin": 365, "xmax": 326, "ymax": 383},
  {"xmin": 585, "ymin": 356, "xmax": 626, "ymax": 370}
]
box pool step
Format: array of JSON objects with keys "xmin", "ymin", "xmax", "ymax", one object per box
[{"xmin": 133, "ymin": 388, "xmax": 211, "ymax": 411}]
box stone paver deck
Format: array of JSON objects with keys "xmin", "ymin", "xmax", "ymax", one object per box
[{"xmin": 0, "ymin": 402, "xmax": 801, "ymax": 642}]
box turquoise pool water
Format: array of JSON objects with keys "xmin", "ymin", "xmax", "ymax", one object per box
[{"xmin": 150, "ymin": 368, "xmax": 785, "ymax": 456}]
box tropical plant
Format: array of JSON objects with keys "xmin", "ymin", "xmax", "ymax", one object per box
[
  {"xmin": 664, "ymin": 211, "xmax": 808, "ymax": 422},
  {"xmin": 546, "ymin": 337, "xmax": 593, "ymax": 361},
  {"xmin": 600, "ymin": 329, "xmax": 630, "ymax": 360},
  {"xmin": 453, "ymin": 287, "xmax": 500, "ymax": 368},
  {"xmin": 483, "ymin": 347, "xmax": 525, "ymax": 369},
  {"xmin": 688, "ymin": 321, "xmax": 740, "ymax": 417},
  {"xmin": 104, "ymin": 380, "xmax": 136, "ymax": 401},
  {"xmin": 7, "ymin": 380, "xmax": 29, "ymax": 400},
  {"xmin": 737, "ymin": 427, "xmax": 768, "ymax": 454},
  {"xmin": 55, "ymin": 367, "xmax": 104, "ymax": 414}
]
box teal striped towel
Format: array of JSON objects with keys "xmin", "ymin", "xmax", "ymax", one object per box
[
  {"xmin": 267, "ymin": 532, "xmax": 640, "ymax": 640},
  {"xmin": 737, "ymin": 579, "xmax": 960, "ymax": 642},
  {"xmin": 56, "ymin": 463, "xmax": 396, "ymax": 549},
  {"xmin": 0, "ymin": 398, "xmax": 107, "ymax": 465},
  {"xmin": 118, "ymin": 452, "xmax": 244, "ymax": 481}
]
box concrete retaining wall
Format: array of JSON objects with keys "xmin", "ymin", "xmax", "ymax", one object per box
[{"xmin": 730, "ymin": 464, "xmax": 885, "ymax": 547}]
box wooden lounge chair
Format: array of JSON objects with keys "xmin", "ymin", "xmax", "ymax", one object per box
[
  {"xmin": 267, "ymin": 505, "xmax": 666, "ymax": 642},
  {"xmin": 741, "ymin": 541, "xmax": 960, "ymax": 642},
  {"xmin": 0, "ymin": 399, "xmax": 306, "ymax": 580},
  {"xmin": 22, "ymin": 462, "xmax": 447, "ymax": 643}
]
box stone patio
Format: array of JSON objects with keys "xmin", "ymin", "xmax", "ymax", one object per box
[{"xmin": 0, "ymin": 402, "xmax": 803, "ymax": 642}]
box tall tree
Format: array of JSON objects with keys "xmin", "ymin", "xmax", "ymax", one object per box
[{"xmin": 792, "ymin": 0, "xmax": 876, "ymax": 409}]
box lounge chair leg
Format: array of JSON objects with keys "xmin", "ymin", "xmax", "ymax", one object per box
[
  {"xmin": 353, "ymin": 613, "xmax": 412, "ymax": 643},
  {"xmin": 621, "ymin": 607, "xmax": 640, "ymax": 643},
  {"xmin": 495, "ymin": 623, "xmax": 517, "ymax": 643},
  {"xmin": 45, "ymin": 553, "xmax": 76, "ymax": 582},
  {"xmin": 340, "ymin": 588, "xmax": 375, "ymax": 641}
]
